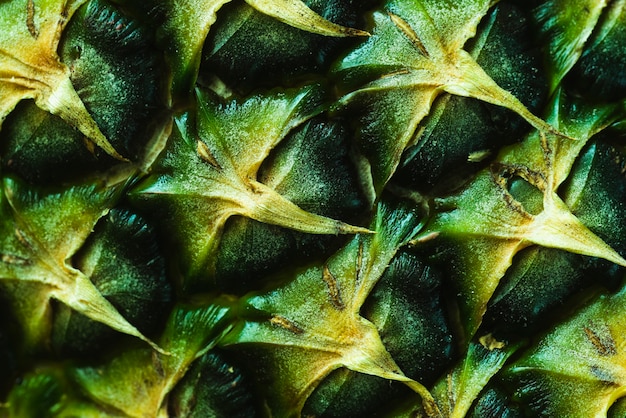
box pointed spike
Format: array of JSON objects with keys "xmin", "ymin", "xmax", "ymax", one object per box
[
  {"xmin": 247, "ymin": 180, "xmax": 372, "ymax": 235},
  {"xmin": 342, "ymin": 322, "xmax": 442, "ymax": 418},
  {"xmin": 530, "ymin": 195, "xmax": 626, "ymax": 267},
  {"xmin": 60, "ymin": 273, "xmax": 168, "ymax": 354},
  {"xmin": 245, "ymin": 0, "xmax": 370, "ymax": 37},
  {"xmin": 38, "ymin": 75, "xmax": 128, "ymax": 161},
  {"xmin": 447, "ymin": 52, "xmax": 574, "ymax": 140}
]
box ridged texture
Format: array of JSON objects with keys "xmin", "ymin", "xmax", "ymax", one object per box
[{"xmin": 0, "ymin": 1, "xmax": 625, "ymax": 417}]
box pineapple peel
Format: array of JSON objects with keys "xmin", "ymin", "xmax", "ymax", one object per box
[
  {"xmin": 416, "ymin": 93, "xmax": 626, "ymax": 340},
  {"xmin": 131, "ymin": 85, "xmax": 370, "ymax": 287},
  {"xmin": 220, "ymin": 200, "xmax": 431, "ymax": 416},
  {"xmin": 0, "ymin": 0, "xmax": 126, "ymax": 160},
  {"xmin": 72, "ymin": 303, "xmax": 233, "ymax": 417},
  {"xmin": 0, "ymin": 177, "xmax": 164, "ymax": 352},
  {"xmin": 156, "ymin": 0, "xmax": 368, "ymax": 96},
  {"xmin": 334, "ymin": 0, "xmax": 567, "ymax": 193},
  {"xmin": 2, "ymin": 0, "xmax": 626, "ymax": 416},
  {"xmin": 505, "ymin": 286, "xmax": 626, "ymax": 417},
  {"xmin": 426, "ymin": 340, "xmax": 518, "ymax": 418}
]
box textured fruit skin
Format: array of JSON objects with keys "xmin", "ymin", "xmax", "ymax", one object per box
[{"xmin": 1, "ymin": 1, "xmax": 626, "ymax": 417}]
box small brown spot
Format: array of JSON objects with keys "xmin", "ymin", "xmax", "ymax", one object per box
[
  {"xmin": 269, "ymin": 315, "xmax": 304, "ymax": 335},
  {"xmin": 151, "ymin": 350, "xmax": 165, "ymax": 377},
  {"xmin": 413, "ymin": 231, "xmax": 439, "ymax": 244},
  {"xmin": 446, "ymin": 372, "xmax": 456, "ymax": 411},
  {"xmin": 14, "ymin": 229, "xmax": 30, "ymax": 247},
  {"xmin": 539, "ymin": 131, "xmax": 554, "ymax": 172},
  {"xmin": 381, "ymin": 69, "xmax": 411, "ymax": 78},
  {"xmin": 322, "ymin": 264, "xmax": 345, "ymax": 311},
  {"xmin": 1, "ymin": 253, "xmax": 29, "ymax": 265},
  {"xmin": 583, "ymin": 325, "xmax": 617, "ymax": 356},
  {"xmin": 388, "ymin": 12, "xmax": 429, "ymax": 58},
  {"xmin": 82, "ymin": 137, "xmax": 96, "ymax": 156},
  {"xmin": 27, "ymin": 0, "xmax": 39, "ymax": 39},
  {"xmin": 197, "ymin": 140, "xmax": 221, "ymax": 170}
]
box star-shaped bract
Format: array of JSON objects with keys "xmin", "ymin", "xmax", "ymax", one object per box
[
  {"xmin": 151, "ymin": 0, "xmax": 369, "ymax": 98},
  {"xmin": 416, "ymin": 91, "xmax": 626, "ymax": 340},
  {"xmin": 0, "ymin": 176, "xmax": 160, "ymax": 352},
  {"xmin": 0, "ymin": 0, "xmax": 124, "ymax": 159},
  {"xmin": 132, "ymin": 85, "xmax": 370, "ymax": 289},
  {"xmin": 334, "ymin": 0, "xmax": 560, "ymax": 195},
  {"xmin": 221, "ymin": 201, "xmax": 441, "ymax": 417}
]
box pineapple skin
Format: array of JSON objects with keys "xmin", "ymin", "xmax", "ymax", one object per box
[{"xmin": 0, "ymin": 0, "xmax": 626, "ymax": 417}]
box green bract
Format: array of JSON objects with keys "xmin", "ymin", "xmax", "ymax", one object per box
[
  {"xmin": 334, "ymin": 0, "xmax": 561, "ymax": 194},
  {"xmin": 131, "ymin": 85, "xmax": 369, "ymax": 289},
  {"xmin": 0, "ymin": 177, "xmax": 163, "ymax": 352},
  {"xmin": 505, "ymin": 284, "xmax": 626, "ymax": 417},
  {"xmin": 2, "ymin": 0, "xmax": 166, "ymax": 181},
  {"xmin": 124, "ymin": 0, "xmax": 369, "ymax": 98},
  {"xmin": 221, "ymin": 200, "xmax": 439, "ymax": 417},
  {"xmin": 0, "ymin": 0, "xmax": 125, "ymax": 159},
  {"xmin": 415, "ymin": 91, "xmax": 626, "ymax": 340},
  {"xmin": 533, "ymin": 0, "xmax": 610, "ymax": 93}
]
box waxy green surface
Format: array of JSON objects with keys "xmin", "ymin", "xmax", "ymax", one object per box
[
  {"xmin": 1, "ymin": 0, "xmax": 626, "ymax": 417},
  {"xmin": 0, "ymin": 0, "xmax": 124, "ymax": 159},
  {"xmin": 131, "ymin": 85, "xmax": 369, "ymax": 289}
]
